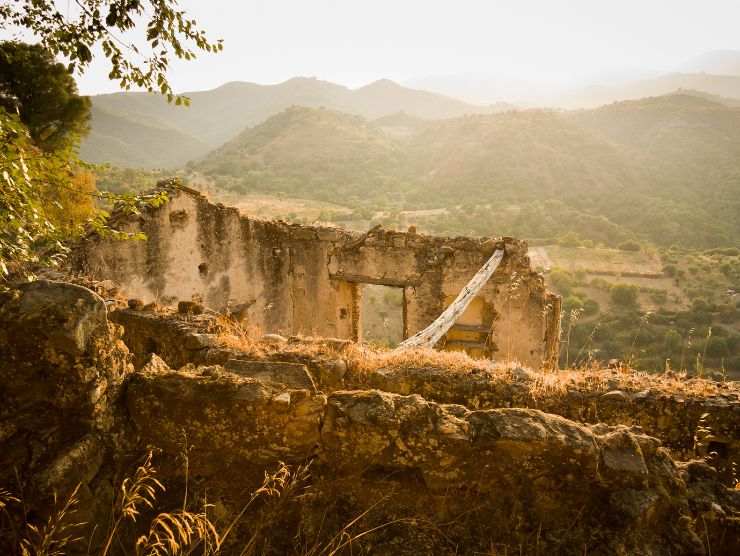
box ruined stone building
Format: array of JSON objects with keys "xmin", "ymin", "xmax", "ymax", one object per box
[{"xmin": 80, "ymin": 185, "xmax": 560, "ymax": 368}]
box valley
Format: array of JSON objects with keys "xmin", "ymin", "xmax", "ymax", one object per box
[{"xmin": 87, "ymin": 82, "xmax": 740, "ymax": 378}]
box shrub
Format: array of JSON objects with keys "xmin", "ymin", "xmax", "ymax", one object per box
[
  {"xmin": 589, "ymin": 277, "xmax": 611, "ymax": 290},
  {"xmin": 705, "ymin": 337, "xmax": 729, "ymax": 358},
  {"xmin": 563, "ymin": 295, "xmax": 584, "ymax": 314},
  {"xmin": 549, "ymin": 268, "xmax": 575, "ymax": 296},
  {"xmin": 664, "ymin": 329, "xmax": 682, "ymax": 352},
  {"xmin": 610, "ymin": 284, "xmax": 639, "ymax": 309},
  {"xmin": 691, "ymin": 298, "xmax": 711, "ymax": 312},
  {"xmin": 557, "ymin": 232, "xmax": 581, "ymax": 248}
]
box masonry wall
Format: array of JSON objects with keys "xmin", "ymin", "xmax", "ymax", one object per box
[{"xmin": 81, "ymin": 186, "xmax": 560, "ymax": 368}]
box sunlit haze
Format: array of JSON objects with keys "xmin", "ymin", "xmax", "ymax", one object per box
[{"xmin": 72, "ymin": 0, "xmax": 740, "ymax": 100}]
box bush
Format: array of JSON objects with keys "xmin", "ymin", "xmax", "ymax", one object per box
[
  {"xmin": 718, "ymin": 306, "xmax": 739, "ymax": 323},
  {"xmin": 726, "ymin": 335, "xmax": 740, "ymax": 354},
  {"xmin": 705, "ymin": 337, "xmax": 729, "ymax": 358},
  {"xmin": 589, "ymin": 277, "xmax": 611, "ymax": 290},
  {"xmin": 649, "ymin": 290, "xmax": 668, "ymax": 305},
  {"xmin": 691, "ymin": 298, "xmax": 712, "ymax": 312},
  {"xmin": 664, "ymin": 329, "xmax": 682, "ymax": 352},
  {"xmin": 558, "ymin": 232, "xmax": 581, "ymax": 248},
  {"xmin": 610, "ymin": 284, "xmax": 639, "ymax": 309},
  {"xmin": 563, "ymin": 295, "xmax": 584, "ymax": 314},
  {"xmin": 549, "ymin": 268, "xmax": 575, "ymax": 296}
]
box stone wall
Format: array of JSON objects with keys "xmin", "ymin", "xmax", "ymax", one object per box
[
  {"xmin": 79, "ymin": 185, "xmax": 560, "ymax": 368},
  {"xmin": 2, "ymin": 281, "xmax": 740, "ymax": 555},
  {"xmin": 100, "ymin": 307, "xmax": 740, "ymax": 487}
]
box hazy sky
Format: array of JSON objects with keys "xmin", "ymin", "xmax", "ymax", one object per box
[{"xmin": 48, "ymin": 0, "xmax": 740, "ymax": 95}]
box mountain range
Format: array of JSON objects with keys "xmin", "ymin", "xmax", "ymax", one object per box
[
  {"xmin": 80, "ymin": 77, "xmax": 505, "ymax": 169},
  {"xmin": 81, "ymin": 52, "xmax": 740, "ymax": 170},
  {"xmin": 80, "ymin": 57, "xmax": 740, "ymax": 248}
]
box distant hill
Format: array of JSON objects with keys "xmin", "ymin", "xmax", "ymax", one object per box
[
  {"xmin": 558, "ymin": 73, "xmax": 740, "ymax": 108},
  {"xmin": 668, "ymin": 89, "xmax": 740, "ymax": 108},
  {"xmin": 80, "ymin": 105, "xmax": 209, "ymax": 168},
  {"xmin": 403, "ymin": 110, "xmax": 637, "ymax": 203},
  {"xmin": 680, "ymin": 50, "xmax": 740, "ymax": 76},
  {"xmin": 569, "ymin": 93, "xmax": 740, "ymax": 246},
  {"xmin": 194, "ymin": 95, "xmax": 740, "ymax": 248},
  {"xmin": 407, "ymin": 69, "xmax": 740, "ymax": 109},
  {"xmin": 81, "ymin": 77, "xmax": 492, "ymax": 168}
]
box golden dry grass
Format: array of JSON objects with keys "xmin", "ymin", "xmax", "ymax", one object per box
[
  {"xmin": 213, "ymin": 314, "xmax": 738, "ymax": 399},
  {"xmin": 2, "ymin": 456, "xmax": 404, "ymax": 556}
]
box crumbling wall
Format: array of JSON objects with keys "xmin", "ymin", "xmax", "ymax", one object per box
[
  {"xmin": 103, "ymin": 306, "xmax": 740, "ymax": 486},
  {"xmin": 80, "ymin": 185, "xmax": 559, "ymax": 368},
  {"xmin": 2, "ymin": 281, "xmax": 740, "ymax": 555}
]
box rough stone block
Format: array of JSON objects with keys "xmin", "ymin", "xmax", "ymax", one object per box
[{"xmin": 224, "ymin": 359, "xmax": 317, "ymax": 392}]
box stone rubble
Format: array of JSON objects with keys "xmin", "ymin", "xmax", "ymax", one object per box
[{"xmin": 1, "ymin": 280, "xmax": 739, "ymax": 555}]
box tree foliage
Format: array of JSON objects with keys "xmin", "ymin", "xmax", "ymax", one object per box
[
  {"xmin": 0, "ymin": 41, "xmax": 91, "ymax": 151},
  {"xmin": 0, "ymin": 0, "xmax": 221, "ymax": 279},
  {"xmin": 0, "ymin": 108, "xmax": 72, "ymax": 278},
  {"xmin": 0, "ymin": 107, "xmax": 169, "ymax": 281},
  {"xmin": 0, "ymin": 0, "xmax": 223, "ymax": 103}
]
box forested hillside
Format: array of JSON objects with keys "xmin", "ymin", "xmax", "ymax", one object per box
[
  {"xmin": 80, "ymin": 105, "xmax": 210, "ymax": 168},
  {"xmin": 195, "ymin": 94, "xmax": 740, "ymax": 249},
  {"xmin": 196, "ymin": 106, "xmax": 404, "ymax": 199}
]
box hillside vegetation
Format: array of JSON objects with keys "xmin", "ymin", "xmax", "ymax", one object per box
[
  {"xmin": 80, "ymin": 105, "xmax": 210, "ymax": 168},
  {"xmin": 81, "ymin": 77, "xmax": 494, "ymax": 168},
  {"xmin": 195, "ymin": 94, "xmax": 740, "ymax": 249},
  {"xmin": 197, "ymin": 107, "xmax": 404, "ymax": 199}
]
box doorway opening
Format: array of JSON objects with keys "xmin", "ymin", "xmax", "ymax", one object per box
[{"xmin": 360, "ymin": 284, "xmax": 405, "ymax": 347}]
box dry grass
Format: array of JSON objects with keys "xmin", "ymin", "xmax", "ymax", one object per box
[
  {"xmin": 214, "ymin": 313, "xmax": 503, "ymax": 373},
  {"xmin": 212, "ymin": 312, "xmax": 738, "ymax": 401},
  {"xmin": 2, "ymin": 456, "xmax": 416, "ymax": 556},
  {"xmin": 135, "ymin": 510, "xmax": 219, "ymax": 556},
  {"xmin": 3, "ymin": 453, "xmax": 223, "ymax": 556},
  {"xmin": 17, "ymin": 485, "xmax": 83, "ymax": 556}
]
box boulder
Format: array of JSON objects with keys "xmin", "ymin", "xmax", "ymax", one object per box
[
  {"xmin": 0, "ymin": 281, "xmax": 133, "ymax": 543},
  {"xmin": 8, "ymin": 280, "xmax": 108, "ymax": 354},
  {"xmin": 319, "ymin": 390, "xmax": 704, "ymax": 554}
]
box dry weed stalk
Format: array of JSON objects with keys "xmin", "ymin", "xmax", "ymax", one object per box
[
  {"xmin": 18, "ymin": 484, "xmax": 84, "ymax": 556},
  {"xmin": 301, "ymin": 495, "xmax": 415, "ymax": 556},
  {"xmin": 222, "ymin": 461, "xmax": 311, "ymax": 555},
  {"xmin": 100, "ymin": 451, "xmax": 163, "ymax": 556},
  {"xmin": 214, "ymin": 315, "xmax": 264, "ymax": 356},
  {"xmin": 134, "ymin": 510, "xmax": 220, "ymax": 556}
]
